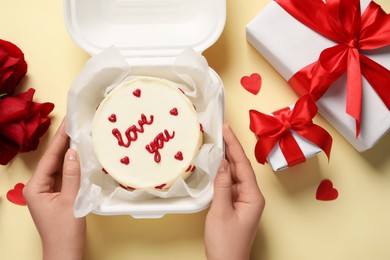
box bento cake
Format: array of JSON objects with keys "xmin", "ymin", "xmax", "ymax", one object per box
[{"xmin": 92, "ymin": 77, "xmax": 203, "ymax": 190}]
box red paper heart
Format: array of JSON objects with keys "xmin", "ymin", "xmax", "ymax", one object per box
[
  {"xmin": 240, "ymin": 73, "xmax": 262, "ymax": 95},
  {"xmin": 170, "ymin": 108, "xmax": 178, "ymax": 116},
  {"xmin": 174, "ymin": 151, "xmax": 183, "ymax": 161},
  {"xmin": 120, "ymin": 156, "xmax": 130, "ymax": 165},
  {"xmin": 7, "ymin": 183, "xmax": 26, "ymax": 206},
  {"xmin": 133, "ymin": 89, "xmax": 141, "ymax": 97},
  {"xmin": 316, "ymin": 179, "xmax": 338, "ymax": 201}
]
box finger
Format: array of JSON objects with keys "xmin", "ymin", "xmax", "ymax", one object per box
[
  {"xmin": 60, "ymin": 148, "xmax": 81, "ymax": 202},
  {"xmin": 28, "ymin": 118, "xmax": 69, "ymax": 193},
  {"xmin": 210, "ymin": 159, "xmax": 233, "ymax": 216},
  {"xmin": 223, "ymin": 124, "xmax": 261, "ymax": 201},
  {"xmin": 223, "ymin": 124, "xmax": 254, "ymax": 176}
]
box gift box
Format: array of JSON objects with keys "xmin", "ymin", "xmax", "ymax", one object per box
[
  {"xmin": 64, "ymin": 0, "xmax": 226, "ymax": 218},
  {"xmin": 246, "ymin": 0, "xmax": 390, "ymax": 152},
  {"xmin": 249, "ymin": 95, "xmax": 332, "ymax": 171}
]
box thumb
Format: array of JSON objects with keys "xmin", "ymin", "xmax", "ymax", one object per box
[
  {"xmin": 210, "ymin": 159, "xmax": 233, "ymax": 216},
  {"xmin": 61, "ymin": 148, "xmax": 81, "ymax": 202}
]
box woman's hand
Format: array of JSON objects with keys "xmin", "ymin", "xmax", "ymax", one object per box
[
  {"xmin": 23, "ymin": 119, "xmax": 86, "ymax": 260},
  {"xmin": 205, "ymin": 124, "xmax": 265, "ymax": 260}
]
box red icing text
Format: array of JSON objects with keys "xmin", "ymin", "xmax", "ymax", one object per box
[
  {"xmin": 145, "ymin": 130, "xmax": 175, "ymax": 163},
  {"xmin": 112, "ymin": 114, "xmax": 154, "ymax": 148}
]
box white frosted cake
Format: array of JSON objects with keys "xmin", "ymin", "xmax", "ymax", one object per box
[{"xmin": 92, "ymin": 77, "xmax": 203, "ymax": 190}]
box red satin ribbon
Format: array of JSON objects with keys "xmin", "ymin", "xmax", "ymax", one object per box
[
  {"xmin": 249, "ymin": 95, "xmax": 333, "ymax": 167},
  {"xmin": 276, "ymin": 0, "xmax": 390, "ymax": 137}
]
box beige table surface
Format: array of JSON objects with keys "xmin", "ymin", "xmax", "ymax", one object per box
[{"xmin": 1, "ymin": 0, "xmax": 390, "ymax": 259}]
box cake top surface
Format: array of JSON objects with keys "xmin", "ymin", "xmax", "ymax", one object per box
[{"xmin": 92, "ymin": 77, "xmax": 202, "ymax": 189}]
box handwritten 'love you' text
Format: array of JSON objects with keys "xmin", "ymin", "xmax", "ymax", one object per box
[
  {"xmin": 145, "ymin": 130, "xmax": 175, "ymax": 163},
  {"xmin": 112, "ymin": 113, "xmax": 154, "ymax": 148}
]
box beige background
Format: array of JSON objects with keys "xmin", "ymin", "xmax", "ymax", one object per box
[{"xmin": 1, "ymin": 0, "xmax": 390, "ymax": 259}]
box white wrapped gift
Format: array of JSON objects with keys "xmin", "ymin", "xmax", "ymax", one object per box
[
  {"xmin": 268, "ymin": 131, "xmax": 323, "ymax": 171},
  {"xmin": 246, "ymin": 0, "xmax": 390, "ymax": 151},
  {"xmin": 249, "ymin": 96, "xmax": 332, "ymax": 171}
]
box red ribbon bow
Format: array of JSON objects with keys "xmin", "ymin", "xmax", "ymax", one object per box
[
  {"xmin": 276, "ymin": 0, "xmax": 390, "ymax": 137},
  {"xmin": 249, "ymin": 95, "xmax": 332, "ymax": 167}
]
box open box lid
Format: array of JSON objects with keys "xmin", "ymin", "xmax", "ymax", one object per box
[{"xmin": 64, "ymin": 0, "xmax": 226, "ymax": 60}]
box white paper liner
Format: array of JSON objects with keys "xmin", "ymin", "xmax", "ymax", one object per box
[{"xmin": 67, "ymin": 47, "xmax": 223, "ymax": 217}]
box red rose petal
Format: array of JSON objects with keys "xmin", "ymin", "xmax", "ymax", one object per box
[
  {"xmin": 32, "ymin": 101, "xmax": 55, "ymax": 117},
  {"xmin": 23, "ymin": 115, "xmax": 52, "ymax": 152},
  {"xmin": 0, "ymin": 120, "xmax": 25, "ymax": 146},
  {"xmin": 0, "ymin": 39, "xmax": 28, "ymax": 95},
  {"xmin": 0, "ymin": 88, "xmax": 54, "ymax": 163},
  {"xmin": 0, "ymin": 136, "xmax": 20, "ymax": 165},
  {"xmin": 0, "ymin": 95, "xmax": 30, "ymax": 124},
  {"xmin": 0, "ymin": 39, "xmax": 25, "ymax": 56}
]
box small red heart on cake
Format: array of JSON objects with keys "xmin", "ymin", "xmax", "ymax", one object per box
[
  {"xmin": 133, "ymin": 89, "xmax": 141, "ymax": 97},
  {"xmin": 120, "ymin": 184, "xmax": 136, "ymax": 191},
  {"xmin": 174, "ymin": 151, "xmax": 183, "ymax": 161},
  {"xmin": 155, "ymin": 183, "xmax": 167, "ymax": 190},
  {"xmin": 120, "ymin": 156, "xmax": 130, "ymax": 165},
  {"xmin": 240, "ymin": 73, "xmax": 262, "ymax": 95},
  {"xmin": 316, "ymin": 179, "xmax": 338, "ymax": 201},
  {"xmin": 186, "ymin": 165, "xmax": 196, "ymax": 172},
  {"xmin": 7, "ymin": 183, "xmax": 26, "ymax": 206},
  {"xmin": 170, "ymin": 108, "xmax": 178, "ymax": 116},
  {"xmin": 108, "ymin": 114, "xmax": 117, "ymax": 123}
]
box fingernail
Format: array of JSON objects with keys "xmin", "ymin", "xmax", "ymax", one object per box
[
  {"xmin": 218, "ymin": 159, "xmax": 229, "ymax": 172},
  {"xmin": 66, "ymin": 149, "xmax": 78, "ymax": 161}
]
